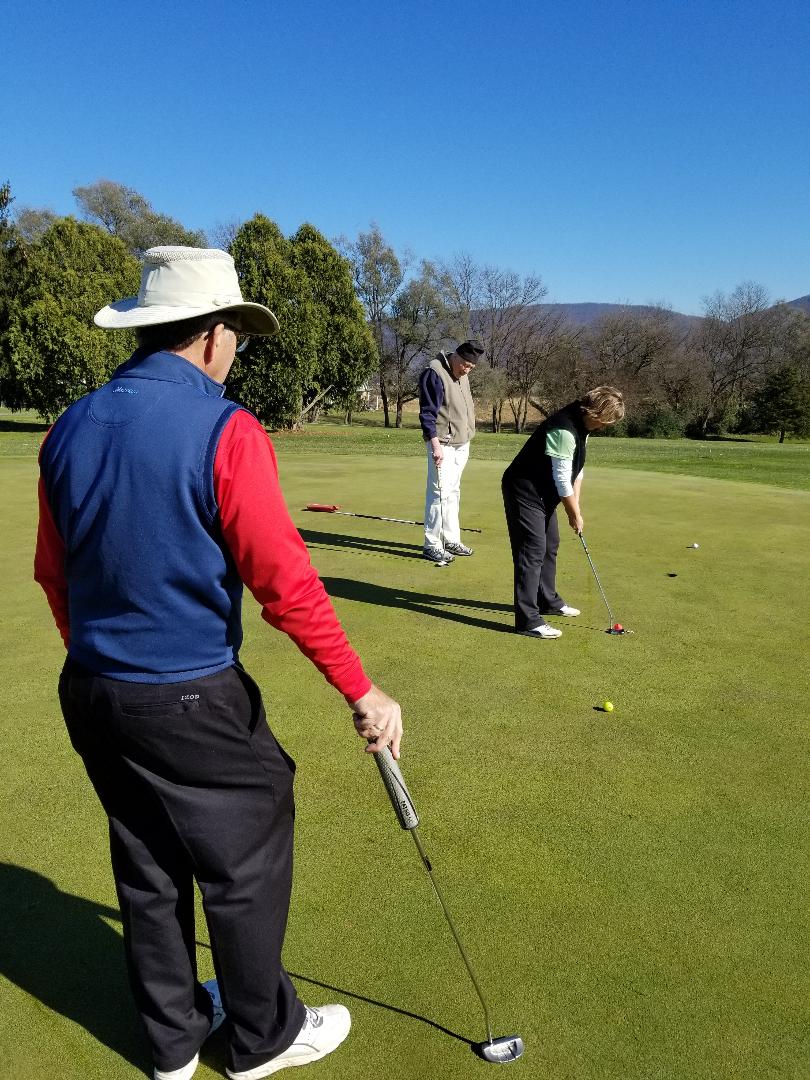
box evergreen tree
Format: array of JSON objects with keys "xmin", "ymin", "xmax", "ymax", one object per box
[
  {"xmin": 4, "ymin": 217, "xmax": 140, "ymax": 420},
  {"xmin": 228, "ymin": 215, "xmax": 319, "ymax": 427},
  {"xmin": 751, "ymin": 365, "xmax": 810, "ymax": 442},
  {"xmin": 290, "ymin": 223, "xmax": 376, "ymax": 417},
  {"xmin": 339, "ymin": 225, "xmax": 405, "ymax": 427}
]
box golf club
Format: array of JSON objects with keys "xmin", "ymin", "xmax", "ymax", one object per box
[
  {"xmin": 433, "ymin": 465, "xmax": 452, "ymax": 568},
  {"xmin": 302, "ymin": 504, "xmax": 482, "ymax": 533},
  {"xmin": 371, "ymin": 746, "xmax": 524, "ymax": 1064},
  {"xmin": 578, "ymin": 533, "xmax": 632, "ymax": 635}
]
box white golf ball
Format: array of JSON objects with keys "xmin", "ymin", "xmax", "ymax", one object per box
[{"xmin": 691, "ymin": 543, "xmax": 699, "ymax": 549}]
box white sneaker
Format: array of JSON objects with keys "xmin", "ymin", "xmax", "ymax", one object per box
[
  {"xmin": 558, "ymin": 605, "xmax": 580, "ymax": 617},
  {"xmin": 226, "ymin": 1004, "xmax": 351, "ymax": 1079},
  {"xmin": 444, "ymin": 541, "xmax": 474, "ymax": 556},
  {"xmin": 155, "ymin": 1056, "xmax": 200, "ymax": 1080},
  {"xmin": 519, "ymin": 624, "xmax": 562, "ymax": 639},
  {"xmin": 154, "ymin": 980, "xmax": 225, "ymax": 1080},
  {"xmin": 423, "ymin": 545, "xmax": 454, "ymax": 564}
]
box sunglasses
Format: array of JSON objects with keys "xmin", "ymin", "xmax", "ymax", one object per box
[{"xmin": 222, "ymin": 323, "xmax": 251, "ymax": 354}]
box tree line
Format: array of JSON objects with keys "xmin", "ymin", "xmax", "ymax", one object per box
[
  {"xmin": 0, "ymin": 181, "xmax": 375, "ymax": 426},
  {"xmin": 2, "ymin": 180, "xmax": 809, "ymax": 439},
  {"xmin": 339, "ymin": 226, "xmax": 810, "ymax": 441}
]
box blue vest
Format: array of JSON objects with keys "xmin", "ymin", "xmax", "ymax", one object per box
[{"xmin": 40, "ymin": 350, "xmax": 245, "ymax": 682}]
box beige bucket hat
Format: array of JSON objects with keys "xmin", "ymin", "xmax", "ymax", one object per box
[{"xmin": 94, "ymin": 246, "xmax": 279, "ymax": 335}]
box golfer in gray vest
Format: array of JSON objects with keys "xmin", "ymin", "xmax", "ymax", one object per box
[{"xmin": 418, "ymin": 341, "xmax": 484, "ymax": 563}]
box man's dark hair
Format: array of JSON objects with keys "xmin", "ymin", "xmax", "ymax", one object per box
[{"xmin": 135, "ymin": 314, "xmax": 232, "ymax": 354}]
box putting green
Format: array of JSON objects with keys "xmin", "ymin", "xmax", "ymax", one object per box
[{"xmin": 1, "ymin": 443, "xmax": 808, "ymax": 1080}]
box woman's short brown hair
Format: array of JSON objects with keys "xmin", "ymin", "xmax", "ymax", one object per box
[{"xmin": 580, "ymin": 386, "xmax": 625, "ymax": 425}]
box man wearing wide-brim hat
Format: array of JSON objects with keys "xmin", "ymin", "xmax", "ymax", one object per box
[{"xmin": 35, "ymin": 247, "xmax": 402, "ymax": 1080}]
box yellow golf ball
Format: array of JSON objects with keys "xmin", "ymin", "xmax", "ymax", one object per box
[{"xmin": 603, "ymin": 701, "xmax": 614, "ymax": 712}]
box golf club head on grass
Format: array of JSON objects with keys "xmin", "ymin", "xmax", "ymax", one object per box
[{"xmin": 474, "ymin": 1035, "xmax": 525, "ymax": 1063}]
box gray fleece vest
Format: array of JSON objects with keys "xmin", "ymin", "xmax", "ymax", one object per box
[{"xmin": 429, "ymin": 352, "xmax": 476, "ymax": 446}]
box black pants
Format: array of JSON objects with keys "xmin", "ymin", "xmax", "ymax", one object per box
[
  {"xmin": 58, "ymin": 659, "xmax": 306, "ymax": 1074},
  {"xmin": 502, "ymin": 483, "xmax": 565, "ymax": 630}
]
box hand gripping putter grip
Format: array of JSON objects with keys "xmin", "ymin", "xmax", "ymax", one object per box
[{"xmin": 372, "ymin": 747, "xmax": 525, "ymax": 1064}]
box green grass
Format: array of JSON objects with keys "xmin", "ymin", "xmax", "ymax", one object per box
[
  {"xmin": 4, "ymin": 407, "xmax": 810, "ymax": 489},
  {"xmin": 1, "ymin": 421, "xmax": 809, "ymax": 1079}
]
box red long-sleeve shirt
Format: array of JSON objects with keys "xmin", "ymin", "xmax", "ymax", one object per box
[{"xmin": 34, "ymin": 409, "xmax": 371, "ymax": 703}]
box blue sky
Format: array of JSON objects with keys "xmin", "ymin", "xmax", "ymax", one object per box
[{"xmin": 3, "ymin": 0, "xmax": 808, "ymax": 314}]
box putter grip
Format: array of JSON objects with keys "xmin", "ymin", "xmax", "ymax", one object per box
[{"xmin": 373, "ymin": 746, "xmax": 419, "ymax": 830}]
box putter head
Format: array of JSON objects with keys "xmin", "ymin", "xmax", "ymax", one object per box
[
  {"xmin": 474, "ymin": 1035, "xmax": 525, "ymax": 1063},
  {"xmin": 605, "ymin": 627, "xmax": 633, "ymax": 635}
]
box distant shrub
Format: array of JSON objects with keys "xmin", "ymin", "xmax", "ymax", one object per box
[
  {"xmin": 599, "ymin": 418, "xmax": 628, "ymax": 437},
  {"xmin": 685, "ymin": 416, "xmax": 723, "ymax": 439},
  {"xmin": 623, "ymin": 407, "xmax": 687, "ymax": 439}
]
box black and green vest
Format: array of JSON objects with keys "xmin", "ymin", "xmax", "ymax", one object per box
[{"xmin": 502, "ymin": 401, "xmax": 588, "ymax": 506}]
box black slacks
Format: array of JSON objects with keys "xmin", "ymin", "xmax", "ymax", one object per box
[
  {"xmin": 502, "ymin": 482, "xmax": 565, "ymax": 630},
  {"xmin": 58, "ymin": 659, "xmax": 306, "ymax": 1074}
]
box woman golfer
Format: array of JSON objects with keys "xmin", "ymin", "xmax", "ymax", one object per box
[{"xmin": 501, "ymin": 386, "xmax": 625, "ymax": 638}]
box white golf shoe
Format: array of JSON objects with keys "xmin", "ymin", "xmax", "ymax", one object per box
[
  {"xmin": 226, "ymin": 1004, "xmax": 351, "ymax": 1079},
  {"xmin": 423, "ymin": 545, "xmax": 453, "ymax": 564},
  {"xmin": 443, "ymin": 540, "xmax": 474, "ymax": 556},
  {"xmin": 519, "ymin": 624, "xmax": 562, "ymax": 639},
  {"xmin": 154, "ymin": 980, "xmax": 226, "ymax": 1080},
  {"xmin": 558, "ymin": 605, "xmax": 580, "ymax": 617},
  {"xmin": 155, "ymin": 1056, "xmax": 201, "ymax": 1080}
]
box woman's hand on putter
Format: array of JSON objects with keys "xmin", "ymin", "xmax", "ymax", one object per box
[
  {"xmin": 566, "ymin": 508, "xmax": 584, "ymax": 534},
  {"xmin": 350, "ymin": 684, "xmax": 402, "ymax": 759},
  {"xmin": 560, "ymin": 493, "xmax": 583, "ymax": 534}
]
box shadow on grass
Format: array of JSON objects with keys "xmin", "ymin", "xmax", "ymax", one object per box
[
  {"xmin": 0, "ymin": 863, "xmax": 148, "ymax": 1071},
  {"xmin": 299, "ymin": 528, "xmax": 422, "ymax": 560},
  {"xmin": 289, "ymin": 970, "xmax": 474, "ymax": 1049},
  {"xmin": 193, "ymin": 939, "xmax": 473, "ymax": 1054},
  {"xmin": 701, "ymin": 434, "xmax": 757, "ymax": 443},
  {"xmin": 321, "ymin": 576, "xmax": 515, "ymax": 633},
  {"xmin": 0, "ymin": 419, "xmax": 49, "ymax": 432},
  {"xmin": 0, "ymin": 865, "xmax": 476, "ymax": 1072}
]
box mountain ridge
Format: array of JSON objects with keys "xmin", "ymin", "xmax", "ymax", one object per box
[{"xmin": 535, "ymin": 295, "xmax": 809, "ymax": 327}]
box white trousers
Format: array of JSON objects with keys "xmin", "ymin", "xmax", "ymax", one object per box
[{"xmin": 424, "ymin": 441, "xmax": 470, "ymax": 548}]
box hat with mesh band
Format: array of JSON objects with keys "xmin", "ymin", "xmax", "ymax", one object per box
[{"xmin": 94, "ymin": 246, "xmax": 279, "ymax": 335}]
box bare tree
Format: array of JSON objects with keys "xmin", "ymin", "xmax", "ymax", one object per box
[
  {"xmin": 384, "ymin": 261, "xmax": 449, "ymax": 427},
  {"xmin": 337, "ymin": 223, "xmax": 406, "ymax": 427},
  {"xmin": 470, "ymin": 268, "xmax": 548, "ymax": 431},
  {"xmin": 690, "ymin": 282, "xmax": 775, "ymax": 435},
  {"xmin": 208, "ymin": 219, "xmax": 243, "ymax": 251},
  {"xmin": 505, "ymin": 308, "xmax": 572, "ymax": 432},
  {"xmin": 439, "ymin": 251, "xmax": 485, "ymax": 341},
  {"xmin": 586, "ymin": 306, "xmax": 680, "ymax": 382}
]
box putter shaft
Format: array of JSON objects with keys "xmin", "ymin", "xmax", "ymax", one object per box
[
  {"xmin": 409, "ymin": 825, "xmax": 494, "ymax": 1046},
  {"xmin": 578, "ymin": 533, "xmax": 615, "ymax": 626},
  {"xmin": 371, "ymin": 748, "xmax": 502, "ymax": 1050}
]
